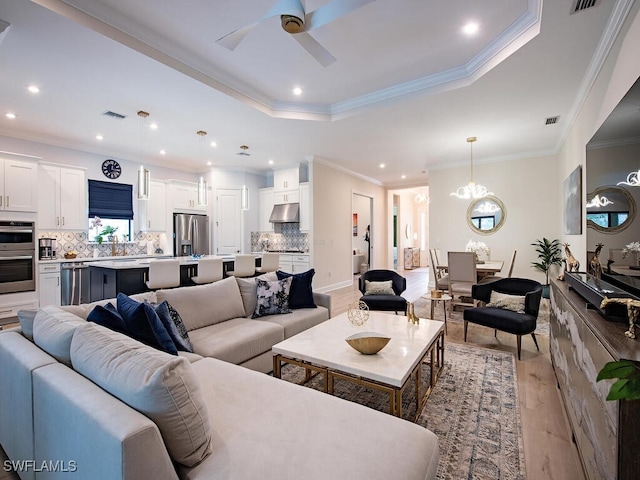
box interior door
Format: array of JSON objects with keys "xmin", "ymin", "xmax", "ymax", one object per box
[{"xmin": 215, "ymin": 188, "xmax": 241, "ymax": 254}]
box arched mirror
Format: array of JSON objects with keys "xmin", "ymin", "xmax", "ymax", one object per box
[
  {"xmin": 466, "ymin": 195, "xmax": 506, "ymax": 235},
  {"xmin": 586, "ymin": 185, "xmax": 636, "ymax": 233}
]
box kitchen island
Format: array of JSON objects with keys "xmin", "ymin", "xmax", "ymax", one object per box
[{"xmin": 85, "ymin": 255, "xmax": 260, "ymax": 301}]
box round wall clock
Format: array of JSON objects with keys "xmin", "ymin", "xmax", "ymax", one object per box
[{"xmin": 101, "ymin": 159, "xmax": 121, "ymax": 179}]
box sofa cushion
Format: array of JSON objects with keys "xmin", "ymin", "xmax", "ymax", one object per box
[
  {"xmin": 33, "ymin": 306, "xmax": 86, "ymax": 366},
  {"xmin": 264, "ymin": 306, "xmax": 329, "ymax": 339},
  {"xmin": 152, "ymin": 301, "xmax": 194, "ymax": 353},
  {"xmin": 70, "ymin": 322, "xmax": 212, "ymax": 468},
  {"xmin": 252, "ymin": 277, "xmax": 293, "ymax": 319},
  {"xmin": 87, "ymin": 302, "xmax": 127, "ymax": 334},
  {"xmin": 17, "ymin": 309, "xmax": 38, "ymax": 341},
  {"xmin": 187, "ymin": 318, "xmax": 284, "ymax": 365},
  {"xmin": 276, "ymin": 269, "xmax": 317, "ymax": 309},
  {"xmin": 156, "ymin": 277, "xmax": 245, "ymax": 331},
  {"xmin": 117, "ymin": 294, "xmax": 177, "ymax": 355}
]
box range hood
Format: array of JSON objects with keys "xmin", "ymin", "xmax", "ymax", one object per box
[{"xmin": 269, "ymin": 203, "xmax": 300, "ymax": 223}]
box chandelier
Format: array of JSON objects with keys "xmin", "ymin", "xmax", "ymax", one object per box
[
  {"xmin": 617, "ymin": 170, "xmax": 640, "ymax": 187},
  {"xmin": 196, "ymin": 130, "xmax": 208, "ymax": 206},
  {"xmin": 450, "ymin": 137, "xmax": 493, "ymax": 200},
  {"xmin": 137, "ymin": 110, "xmax": 150, "ymax": 200}
]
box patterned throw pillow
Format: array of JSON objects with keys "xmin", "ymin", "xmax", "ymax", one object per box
[
  {"xmin": 486, "ymin": 291, "xmax": 526, "ymax": 313},
  {"xmin": 252, "ymin": 277, "xmax": 293, "ymax": 319},
  {"xmin": 148, "ymin": 301, "xmax": 194, "ymax": 353},
  {"xmin": 364, "ymin": 280, "xmax": 395, "ymax": 295},
  {"xmin": 166, "ymin": 302, "xmax": 194, "ymax": 353}
]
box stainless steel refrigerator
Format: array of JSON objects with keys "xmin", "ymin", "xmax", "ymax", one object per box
[{"xmin": 173, "ymin": 213, "xmax": 210, "ymax": 256}]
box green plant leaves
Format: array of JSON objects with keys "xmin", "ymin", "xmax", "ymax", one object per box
[{"xmin": 597, "ymin": 360, "xmax": 640, "ymax": 401}]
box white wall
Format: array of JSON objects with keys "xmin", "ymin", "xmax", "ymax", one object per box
[{"xmin": 429, "ymin": 154, "xmax": 560, "ymax": 285}]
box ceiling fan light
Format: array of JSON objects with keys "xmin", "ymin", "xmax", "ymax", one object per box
[{"xmin": 281, "ymin": 15, "xmax": 304, "ymax": 34}]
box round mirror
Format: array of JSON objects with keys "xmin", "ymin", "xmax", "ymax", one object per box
[
  {"xmin": 586, "ymin": 185, "xmax": 636, "ymax": 233},
  {"xmin": 466, "ymin": 195, "xmax": 506, "ymax": 235}
]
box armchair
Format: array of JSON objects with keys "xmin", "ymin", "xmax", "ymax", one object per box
[
  {"xmin": 462, "ymin": 278, "xmax": 543, "ymax": 360},
  {"xmin": 358, "ymin": 269, "xmax": 407, "ymax": 314}
]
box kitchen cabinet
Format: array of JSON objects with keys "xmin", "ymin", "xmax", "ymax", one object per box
[
  {"xmin": 138, "ymin": 180, "xmax": 167, "ymax": 231},
  {"xmin": 259, "ymin": 188, "xmax": 274, "ymax": 232},
  {"xmin": 273, "ymin": 190, "xmax": 299, "ymax": 205},
  {"xmin": 299, "ymin": 182, "xmax": 310, "ymax": 231},
  {"xmin": 0, "ymin": 157, "xmax": 38, "ymax": 212},
  {"xmin": 38, "ymin": 164, "xmax": 86, "ymax": 230},
  {"xmin": 39, "ymin": 263, "xmax": 61, "ymax": 307},
  {"xmin": 279, "ymin": 254, "xmax": 310, "ymax": 274},
  {"xmin": 273, "ymin": 167, "xmax": 300, "ymax": 192},
  {"xmin": 168, "ymin": 181, "xmax": 207, "ymax": 212}
]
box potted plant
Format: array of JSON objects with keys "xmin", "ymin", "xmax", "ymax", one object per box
[
  {"xmin": 100, "ymin": 225, "xmax": 119, "ymax": 242},
  {"xmin": 531, "ymin": 237, "xmax": 563, "ymax": 298}
]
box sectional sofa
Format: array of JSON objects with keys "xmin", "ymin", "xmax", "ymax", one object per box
[{"xmin": 0, "ymin": 274, "xmax": 440, "ymax": 479}]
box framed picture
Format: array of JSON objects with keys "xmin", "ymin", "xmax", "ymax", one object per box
[
  {"xmin": 563, "ymin": 165, "xmax": 582, "ymax": 235},
  {"xmin": 353, "ymin": 213, "xmax": 358, "ymax": 236}
]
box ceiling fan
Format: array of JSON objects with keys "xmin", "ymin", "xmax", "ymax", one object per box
[{"xmin": 216, "ymin": 0, "xmax": 376, "ymax": 67}]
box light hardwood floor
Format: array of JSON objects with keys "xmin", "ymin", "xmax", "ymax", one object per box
[
  {"xmin": 339, "ymin": 267, "xmax": 586, "ymax": 480},
  {"xmin": 0, "ymin": 268, "xmax": 585, "ymax": 479}
]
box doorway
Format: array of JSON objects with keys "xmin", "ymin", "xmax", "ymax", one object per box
[{"xmin": 215, "ymin": 188, "xmax": 241, "ymax": 254}]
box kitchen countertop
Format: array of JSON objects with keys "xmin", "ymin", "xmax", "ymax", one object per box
[
  {"xmin": 84, "ymin": 254, "xmax": 257, "ymax": 270},
  {"xmin": 38, "ymin": 254, "xmax": 171, "ymax": 264}
]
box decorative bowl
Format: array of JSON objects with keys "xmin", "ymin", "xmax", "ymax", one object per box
[
  {"xmin": 64, "ymin": 253, "xmax": 77, "ymax": 259},
  {"xmin": 345, "ymin": 332, "xmax": 391, "ymax": 355},
  {"xmin": 431, "ymin": 289, "xmax": 442, "ymax": 298}
]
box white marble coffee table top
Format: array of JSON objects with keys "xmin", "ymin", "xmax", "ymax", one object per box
[{"xmin": 272, "ymin": 311, "xmax": 444, "ymax": 387}]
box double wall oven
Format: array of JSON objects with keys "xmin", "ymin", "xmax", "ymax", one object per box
[{"xmin": 0, "ymin": 221, "xmax": 36, "ymax": 294}]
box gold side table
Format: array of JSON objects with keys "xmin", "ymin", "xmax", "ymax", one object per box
[{"xmin": 421, "ymin": 292, "xmax": 452, "ymax": 334}]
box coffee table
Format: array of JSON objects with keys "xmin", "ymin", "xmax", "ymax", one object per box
[{"xmin": 273, "ymin": 311, "xmax": 445, "ymax": 421}]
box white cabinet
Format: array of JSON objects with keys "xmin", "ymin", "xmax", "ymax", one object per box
[
  {"xmin": 139, "ymin": 180, "xmax": 167, "ymax": 232},
  {"xmin": 0, "ymin": 157, "xmax": 38, "ymax": 212},
  {"xmin": 279, "ymin": 254, "xmax": 310, "ymax": 273},
  {"xmin": 299, "ymin": 182, "xmax": 310, "ymax": 231},
  {"xmin": 168, "ymin": 181, "xmax": 207, "ymax": 212},
  {"xmin": 38, "ymin": 263, "xmax": 61, "ymax": 307},
  {"xmin": 38, "ymin": 164, "xmax": 86, "ymax": 230},
  {"xmin": 273, "ymin": 167, "xmax": 300, "ymax": 192},
  {"xmin": 259, "ymin": 188, "xmax": 274, "ymax": 232},
  {"xmin": 273, "ymin": 190, "xmax": 299, "ymax": 205},
  {"xmin": 0, "ymin": 299, "xmax": 38, "ymax": 322}
]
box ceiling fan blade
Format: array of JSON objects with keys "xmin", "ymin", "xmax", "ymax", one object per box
[
  {"xmin": 305, "ymin": 0, "xmax": 375, "ymax": 31},
  {"xmin": 216, "ymin": 0, "xmax": 305, "ymax": 50},
  {"xmin": 292, "ymin": 32, "xmax": 336, "ymax": 67}
]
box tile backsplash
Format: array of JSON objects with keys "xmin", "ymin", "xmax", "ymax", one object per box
[
  {"xmin": 251, "ymin": 224, "xmax": 309, "ymax": 252},
  {"xmin": 39, "ymin": 231, "xmax": 162, "ymax": 259}
]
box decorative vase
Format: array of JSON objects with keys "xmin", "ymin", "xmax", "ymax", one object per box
[{"xmin": 347, "ymin": 300, "xmax": 370, "ymax": 326}]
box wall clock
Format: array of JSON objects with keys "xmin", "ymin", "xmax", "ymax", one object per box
[{"xmin": 101, "ymin": 159, "xmax": 121, "ymax": 179}]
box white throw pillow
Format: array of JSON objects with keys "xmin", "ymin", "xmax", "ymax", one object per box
[
  {"xmin": 33, "ymin": 306, "xmax": 86, "ymax": 366},
  {"xmin": 486, "ymin": 291, "xmax": 526, "ymax": 313},
  {"xmin": 364, "ymin": 280, "xmax": 395, "ymax": 295},
  {"xmin": 70, "ymin": 322, "xmax": 212, "ymax": 467}
]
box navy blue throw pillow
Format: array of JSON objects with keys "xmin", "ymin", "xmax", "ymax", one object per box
[
  {"xmin": 276, "ymin": 269, "xmax": 317, "ymax": 309},
  {"xmin": 116, "ymin": 293, "xmax": 177, "ymax": 355},
  {"xmin": 149, "ymin": 301, "xmax": 194, "ymax": 353},
  {"xmin": 87, "ymin": 302, "xmax": 127, "ymax": 334}
]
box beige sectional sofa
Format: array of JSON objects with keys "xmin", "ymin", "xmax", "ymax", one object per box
[{"xmin": 0, "ymin": 275, "xmax": 440, "ymax": 480}]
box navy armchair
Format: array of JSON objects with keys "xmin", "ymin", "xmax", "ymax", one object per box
[
  {"xmin": 463, "ymin": 278, "xmax": 543, "ymax": 360},
  {"xmin": 358, "ymin": 270, "xmax": 408, "ymax": 314}
]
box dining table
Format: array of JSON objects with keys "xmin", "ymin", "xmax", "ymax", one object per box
[{"xmin": 436, "ymin": 260, "xmax": 504, "ymax": 281}]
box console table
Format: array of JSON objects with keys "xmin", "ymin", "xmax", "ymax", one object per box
[{"xmin": 550, "ymin": 279, "xmax": 640, "ymax": 480}]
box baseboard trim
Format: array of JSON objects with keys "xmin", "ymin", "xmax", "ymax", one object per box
[{"xmin": 315, "ymin": 279, "xmax": 353, "ymax": 293}]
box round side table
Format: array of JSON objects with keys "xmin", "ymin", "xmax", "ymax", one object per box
[{"xmin": 421, "ymin": 292, "xmax": 452, "ymax": 334}]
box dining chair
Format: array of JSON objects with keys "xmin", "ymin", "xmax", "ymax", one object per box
[
  {"xmin": 433, "ymin": 248, "xmax": 443, "ymax": 267},
  {"xmin": 145, "ymin": 259, "xmax": 181, "ymax": 290},
  {"xmin": 447, "ymin": 251, "xmax": 477, "ymax": 313},
  {"xmin": 429, "ymin": 248, "xmax": 449, "ymax": 291},
  {"xmin": 191, "ymin": 257, "xmax": 223, "ymax": 284},
  {"xmin": 227, "ymin": 254, "xmax": 256, "ymax": 277},
  {"xmin": 479, "ymin": 249, "xmax": 517, "ymax": 284},
  {"xmin": 255, "ymin": 252, "xmax": 280, "ymax": 274}
]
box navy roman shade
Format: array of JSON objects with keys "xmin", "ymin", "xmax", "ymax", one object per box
[{"xmin": 88, "ymin": 180, "xmax": 134, "ymax": 220}]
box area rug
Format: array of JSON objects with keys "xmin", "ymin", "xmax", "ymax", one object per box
[
  {"xmin": 279, "ymin": 343, "xmax": 525, "ymax": 480},
  {"xmin": 412, "ymin": 295, "xmax": 550, "ymax": 336}
]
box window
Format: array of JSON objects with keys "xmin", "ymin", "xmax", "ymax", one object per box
[
  {"xmin": 586, "ymin": 212, "xmax": 628, "ymax": 228},
  {"xmin": 88, "ymin": 180, "xmax": 134, "ymax": 242}
]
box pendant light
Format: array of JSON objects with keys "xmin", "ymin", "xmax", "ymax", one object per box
[
  {"xmin": 196, "ymin": 130, "xmax": 208, "ymax": 206},
  {"xmin": 239, "ymin": 145, "xmax": 249, "ymax": 211},
  {"xmin": 450, "ymin": 137, "xmax": 492, "ymax": 200},
  {"xmin": 137, "ymin": 110, "xmax": 150, "ymax": 200}
]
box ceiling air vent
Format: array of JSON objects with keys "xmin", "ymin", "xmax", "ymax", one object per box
[
  {"xmin": 571, "ymin": 0, "xmax": 599, "ymax": 14},
  {"xmin": 102, "ymin": 110, "xmax": 127, "ymax": 120},
  {"xmin": 545, "ymin": 116, "xmax": 560, "ymax": 125}
]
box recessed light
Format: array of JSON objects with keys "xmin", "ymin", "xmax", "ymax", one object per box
[
  {"xmin": 462, "ymin": 22, "xmax": 479, "ymax": 35},
  {"xmin": 206, "ymin": 161, "xmax": 212, "ymax": 166},
  {"xmin": 160, "ymin": 150, "xmax": 166, "ymax": 155},
  {"xmin": 27, "ymin": 85, "xmax": 40, "ymax": 94},
  {"xmin": 293, "ymin": 86, "xmax": 302, "ymax": 96},
  {"xmin": 268, "ymin": 159, "xmax": 274, "ymax": 165},
  {"xmin": 401, "ymin": 175, "xmax": 406, "ymax": 179},
  {"xmin": 210, "ymin": 141, "xmax": 217, "ymax": 147},
  {"xmin": 379, "ymin": 163, "xmax": 386, "ymax": 168},
  {"xmin": 96, "ymin": 134, "xmax": 103, "ymax": 141},
  {"xmin": 5, "ymin": 113, "xmax": 16, "ymax": 119},
  {"xmin": 149, "ymin": 123, "xmax": 158, "ymax": 130}
]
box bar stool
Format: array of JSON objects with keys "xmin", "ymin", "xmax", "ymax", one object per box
[
  {"xmin": 146, "ymin": 259, "xmax": 181, "ymax": 290},
  {"xmin": 227, "ymin": 254, "xmax": 256, "ymax": 278},
  {"xmin": 255, "ymin": 252, "xmax": 280, "ymax": 274},
  {"xmin": 191, "ymin": 257, "xmax": 223, "ymax": 284}
]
